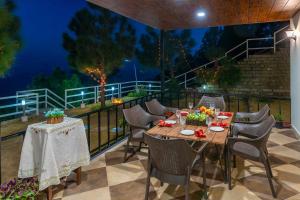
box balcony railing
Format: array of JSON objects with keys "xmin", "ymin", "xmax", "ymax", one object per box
[{"xmin": 0, "ymin": 89, "xmax": 291, "ymax": 183}]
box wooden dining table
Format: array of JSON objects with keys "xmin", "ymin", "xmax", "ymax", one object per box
[
  {"xmin": 147, "ymin": 112, "xmax": 234, "ymax": 145},
  {"xmin": 146, "ymin": 111, "xmax": 234, "ymax": 182}
]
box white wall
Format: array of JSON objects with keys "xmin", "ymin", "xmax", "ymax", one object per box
[{"xmin": 290, "ymin": 11, "xmax": 300, "ymax": 135}]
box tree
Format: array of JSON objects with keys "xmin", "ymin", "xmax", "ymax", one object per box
[
  {"xmin": 30, "ymin": 67, "xmax": 83, "ymax": 97},
  {"xmin": 63, "ymin": 5, "xmax": 136, "ymax": 106},
  {"xmin": 0, "ymin": 0, "xmax": 21, "ymax": 76},
  {"xmin": 136, "ymin": 28, "xmax": 196, "ymax": 79}
]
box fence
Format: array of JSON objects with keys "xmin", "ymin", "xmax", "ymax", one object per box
[
  {"xmin": 0, "ymin": 93, "xmax": 39, "ymax": 119},
  {"xmin": 64, "ymin": 80, "xmax": 161, "ymax": 109},
  {"xmin": 0, "ymin": 89, "xmax": 291, "ymax": 183}
]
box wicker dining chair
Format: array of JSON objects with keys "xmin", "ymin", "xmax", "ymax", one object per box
[
  {"xmin": 144, "ymin": 134, "xmax": 208, "ymax": 200},
  {"xmin": 122, "ymin": 105, "xmax": 164, "ymax": 162},
  {"xmin": 196, "ymin": 95, "xmax": 226, "ymax": 111},
  {"xmin": 234, "ymin": 104, "xmax": 270, "ymax": 125},
  {"xmin": 145, "ymin": 99, "xmax": 178, "ymax": 117},
  {"xmin": 227, "ymin": 115, "xmax": 276, "ymax": 198}
]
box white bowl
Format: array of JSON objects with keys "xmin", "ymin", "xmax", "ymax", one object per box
[
  {"xmin": 180, "ymin": 130, "xmax": 194, "ymax": 135},
  {"xmin": 217, "ymin": 115, "xmax": 229, "ymax": 120},
  {"xmin": 165, "ymin": 120, "xmax": 176, "ymax": 124},
  {"xmin": 210, "ymin": 126, "xmax": 225, "ymax": 132}
]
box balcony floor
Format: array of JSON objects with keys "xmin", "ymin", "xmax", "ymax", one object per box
[{"xmin": 51, "ymin": 128, "xmax": 300, "ymax": 200}]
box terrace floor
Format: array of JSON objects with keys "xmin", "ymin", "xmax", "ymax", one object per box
[{"xmin": 46, "ymin": 128, "xmax": 300, "ymax": 200}]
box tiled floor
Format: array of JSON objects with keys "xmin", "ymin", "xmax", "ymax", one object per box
[{"xmin": 50, "ymin": 128, "xmax": 300, "ymax": 200}]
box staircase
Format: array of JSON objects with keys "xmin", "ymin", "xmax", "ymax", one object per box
[{"xmin": 232, "ymin": 48, "xmax": 290, "ymax": 96}]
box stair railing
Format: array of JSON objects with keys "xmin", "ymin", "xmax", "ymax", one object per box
[{"xmin": 172, "ymin": 25, "xmax": 290, "ymax": 89}]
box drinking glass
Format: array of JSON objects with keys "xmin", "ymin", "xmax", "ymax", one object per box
[
  {"xmin": 206, "ymin": 117, "xmax": 212, "ymax": 134},
  {"xmin": 215, "ymin": 108, "xmax": 220, "ymax": 121},
  {"xmin": 188, "ymin": 102, "xmax": 193, "ymax": 112},
  {"xmin": 209, "ymin": 103, "xmax": 215, "ymax": 111},
  {"xmin": 175, "ymin": 110, "xmax": 181, "ymax": 123},
  {"xmin": 179, "ymin": 115, "xmax": 186, "ymax": 130}
]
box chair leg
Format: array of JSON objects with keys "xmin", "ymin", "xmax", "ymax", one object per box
[
  {"xmin": 266, "ymin": 157, "xmax": 273, "ymax": 178},
  {"xmin": 185, "ymin": 168, "xmax": 191, "ymax": 200},
  {"xmin": 144, "ymin": 172, "xmax": 151, "ymax": 200},
  {"xmin": 202, "ymin": 152, "xmax": 207, "ymax": 195},
  {"xmin": 233, "ymin": 155, "xmax": 237, "ymax": 168},
  {"xmin": 123, "ymin": 138, "xmax": 130, "ymax": 162},
  {"xmin": 263, "ymin": 159, "xmax": 276, "ymax": 198},
  {"xmin": 228, "ymin": 150, "xmax": 232, "ymax": 190}
]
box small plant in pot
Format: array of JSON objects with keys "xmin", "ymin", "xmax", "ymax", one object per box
[
  {"xmin": 274, "ymin": 113, "xmax": 284, "ymax": 129},
  {"xmin": 0, "ymin": 177, "xmax": 39, "ymax": 199},
  {"xmin": 45, "ymin": 108, "xmax": 64, "ymax": 124}
]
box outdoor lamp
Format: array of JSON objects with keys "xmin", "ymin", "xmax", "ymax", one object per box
[
  {"xmin": 149, "ymin": 84, "xmax": 152, "ymax": 95},
  {"xmin": 80, "ymin": 91, "xmax": 86, "ymax": 108},
  {"xmin": 111, "ymin": 87, "xmax": 115, "ymax": 99},
  {"xmin": 21, "ymin": 99, "xmax": 28, "ymax": 122},
  {"xmin": 203, "ymin": 85, "xmax": 207, "ymax": 90},
  {"xmin": 285, "ymin": 29, "xmax": 297, "ymax": 41}
]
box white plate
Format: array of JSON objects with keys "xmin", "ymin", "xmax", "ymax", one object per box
[
  {"xmin": 180, "ymin": 130, "xmax": 194, "ymax": 136},
  {"xmin": 210, "ymin": 126, "xmax": 225, "ymax": 132},
  {"xmin": 217, "ymin": 115, "xmax": 229, "ymax": 120},
  {"xmin": 165, "ymin": 120, "xmax": 176, "ymax": 124}
]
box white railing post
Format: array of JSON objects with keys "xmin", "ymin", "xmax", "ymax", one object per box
[
  {"xmin": 35, "ymin": 94, "xmax": 39, "ymax": 116},
  {"xmin": 246, "ymin": 40, "xmax": 249, "ymax": 58},
  {"xmin": 184, "ymin": 73, "xmax": 187, "ymax": 89},
  {"xmin": 64, "ymin": 90, "xmax": 67, "ymax": 109},
  {"xmin": 118, "ymin": 83, "xmax": 122, "ymax": 98},
  {"xmin": 45, "ymin": 89, "xmax": 48, "ymax": 109},
  {"xmin": 94, "ymin": 86, "xmax": 97, "ymax": 103}
]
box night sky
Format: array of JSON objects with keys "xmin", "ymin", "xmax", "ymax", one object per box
[{"xmin": 0, "ymin": 0, "xmax": 207, "ymax": 96}]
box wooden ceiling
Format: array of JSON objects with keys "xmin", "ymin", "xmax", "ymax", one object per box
[{"xmin": 87, "ymin": 0, "xmax": 300, "ymax": 30}]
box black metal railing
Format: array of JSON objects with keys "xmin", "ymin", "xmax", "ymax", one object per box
[{"xmin": 0, "ymin": 90, "xmax": 291, "ymax": 183}]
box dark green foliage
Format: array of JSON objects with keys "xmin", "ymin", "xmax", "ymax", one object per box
[
  {"xmin": 218, "ymin": 58, "xmax": 241, "ymax": 88},
  {"xmin": 62, "ymin": 4, "xmax": 136, "ymax": 75},
  {"xmin": 30, "ymin": 67, "xmax": 83, "ymax": 97},
  {"xmin": 127, "ymin": 85, "xmax": 147, "ymax": 97},
  {"xmin": 0, "ymin": 0, "xmax": 21, "ymax": 76},
  {"xmin": 136, "ymin": 28, "xmax": 196, "ymax": 78}
]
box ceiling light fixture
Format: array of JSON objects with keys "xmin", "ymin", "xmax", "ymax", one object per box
[{"xmin": 196, "ymin": 11, "xmax": 206, "ymax": 17}]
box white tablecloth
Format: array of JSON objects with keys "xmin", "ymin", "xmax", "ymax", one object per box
[{"xmin": 18, "ymin": 117, "xmax": 90, "ymax": 191}]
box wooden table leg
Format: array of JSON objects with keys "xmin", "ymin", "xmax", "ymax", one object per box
[
  {"xmin": 75, "ymin": 167, "xmax": 81, "ymax": 185},
  {"xmin": 47, "ymin": 186, "xmax": 53, "ymax": 200}
]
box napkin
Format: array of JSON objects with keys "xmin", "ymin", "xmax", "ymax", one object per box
[
  {"xmin": 211, "ymin": 122, "xmax": 229, "ymax": 128},
  {"xmin": 180, "ymin": 111, "xmax": 189, "ymax": 117},
  {"xmin": 219, "ymin": 112, "xmax": 232, "ymax": 117},
  {"xmin": 158, "ymin": 120, "xmax": 173, "ymax": 127},
  {"xmin": 195, "ymin": 129, "xmax": 206, "ymax": 138}
]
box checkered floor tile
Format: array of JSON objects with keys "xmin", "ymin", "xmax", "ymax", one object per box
[{"xmin": 49, "ymin": 128, "xmax": 300, "ymax": 200}]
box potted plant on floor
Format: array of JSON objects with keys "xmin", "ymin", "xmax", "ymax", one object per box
[
  {"xmin": 0, "ymin": 177, "xmax": 39, "ymax": 200},
  {"xmin": 274, "ymin": 113, "xmax": 284, "ymax": 129}
]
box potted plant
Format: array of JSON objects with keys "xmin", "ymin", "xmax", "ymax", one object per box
[
  {"xmin": 274, "ymin": 113, "xmax": 284, "ymax": 128},
  {"xmin": 0, "ymin": 177, "xmax": 39, "ymax": 200},
  {"xmin": 45, "ymin": 108, "xmax": 64, "ymax": 124}
]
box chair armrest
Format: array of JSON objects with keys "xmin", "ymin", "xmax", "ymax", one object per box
[
  {"xmin": 231, "ymin": 123, "xmax": 258, "ymax": 138},
  {"xmin": 128, "ymin": 123, "xmax": 149, "ymax": 130},
  {"xmin": 227, "ymin": 136, "xmax": 260, "ymax": 148},
  {"xmin": 235, "ymin": 112, "xmax": 252, "ymax": 119},
  {"xmin": 150, "ymin": 114, "xmax": 165, "ymax": 122}
]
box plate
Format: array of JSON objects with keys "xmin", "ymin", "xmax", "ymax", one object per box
[
  {"xmin": 165, "ymin": 120, "xmax": 176, "ymax": 124},
  {"xmin": 217, "ymin": 115, "xmax": 229, "ymax": 120},
  {"xmin": 210, "ymin": 126, "xmax": 225, "ymax": 132},
  {"xmin": 180, "ymin": 130, "xmax": 194, "ymax": 135}
]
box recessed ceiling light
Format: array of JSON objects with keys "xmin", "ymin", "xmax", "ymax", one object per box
[{"xmin": 196, "ymin": 11, "xmax": 206, "ymax": 17}]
